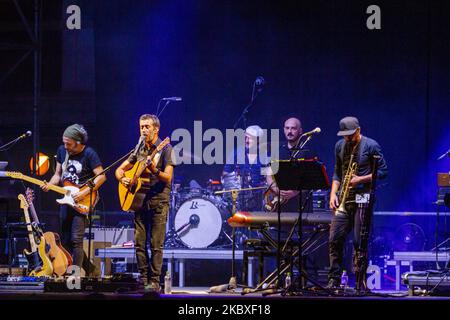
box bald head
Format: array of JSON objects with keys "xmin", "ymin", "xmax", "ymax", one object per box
[{"xmin": 284, "ymin": 118, "xmax": 303, "ymax": 143}]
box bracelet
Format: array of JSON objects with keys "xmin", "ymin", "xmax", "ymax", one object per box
[{"xmin": 154, "ymin": 169, "xmax": 161, "ymax": 176}]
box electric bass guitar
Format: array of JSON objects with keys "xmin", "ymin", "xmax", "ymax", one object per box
[
  {"xmin": 18, "ymin": 193, "xmax": 53, "ymax": 277},
  {"xmin": 4, "ymin": 171, "xmax": 98, "ymax": 215},
  {"xmin": 25, "ymin": 188, "xmax": 71, "ymax": 276},
  {"xmin": 118, "ymin": 137, "xmax": 170, "ymax": 212}
]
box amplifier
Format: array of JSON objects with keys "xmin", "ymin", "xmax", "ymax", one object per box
[
  {"xmin": 84, "ymin": 227, "xmax": 134, "ymax": 246},
  {"xmin": 0, "ymin": 266, "xmax": 27, "ymax": 276},
  {"xmin": 438, "ymin": 173, "xmax": 450, "ymax": 187}
]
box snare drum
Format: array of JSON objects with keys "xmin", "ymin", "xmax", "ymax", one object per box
[{"xmin": 174, "ymin": 196, "xmax": 230, "ymax": 248}]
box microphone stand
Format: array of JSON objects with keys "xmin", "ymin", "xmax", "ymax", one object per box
[
  {"xmin": 79, "ymin": 149, "xmax": 135, "ymax": 278},
  {"xmin": 156, "ymin": 99, "xmax": 172, "ymax": 118},
  {"xmin": 267, "ymin": 133, "xmax": 317, "ymax": 296},
  {"xmin": 437, "ymin": 148, "xmax": 450, "ymax": 161},
  {"xmin": 233, "ymin": 81, "xmax": 263, "ymax": 130},
  {"xmin": 0, "ymin": 134, "xmax": 30, "ymax": 151}
]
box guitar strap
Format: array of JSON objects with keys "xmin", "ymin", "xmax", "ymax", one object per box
[{"xmin": 62, "ymin": 151, "xmax": 69, "ymax": 177}]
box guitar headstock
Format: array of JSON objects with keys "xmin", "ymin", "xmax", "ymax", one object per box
[
  {"xmin": 6, "ymin": 171, "xmax": 23, "ymax": 180},
  {"xmin": 18, "ymin": 194, "xmax": 29, "ymax": 210},
  {"xmin": 157, "ymin": 137, "xmax": 170, "ymax": 152},
  {"xmin": 25, "ymin": 188, "xmax": 35, "ymax": 206}
]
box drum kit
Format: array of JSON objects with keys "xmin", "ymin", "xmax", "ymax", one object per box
[{"xmin": 164, "ymin": 177, "xmax": 266, "ymax": 249}]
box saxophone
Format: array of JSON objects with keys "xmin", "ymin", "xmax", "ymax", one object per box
[{"xmin": 335, "ymin": 154, "xmax": 358, "ymax": 216}]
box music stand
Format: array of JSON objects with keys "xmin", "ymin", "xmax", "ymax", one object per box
[{"xmin": 271, "ymin": 159, "xmax": 330, "ymax": 293}]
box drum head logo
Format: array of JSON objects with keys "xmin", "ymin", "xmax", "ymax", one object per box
[{"xmin": 190, "ymin": 201, "xmax": 199, "ymax": 209}]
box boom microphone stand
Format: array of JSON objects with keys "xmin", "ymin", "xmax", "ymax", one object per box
[
  {"xmin": 80, "ymin": 149, "xmax": 134, "ymax": 278},
  {"xmin": 233, "ymin": 76, "xmax": 265, "ymax": 130}
]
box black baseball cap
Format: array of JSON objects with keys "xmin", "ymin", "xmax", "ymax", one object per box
[{"xmin": 337, "ymin": 116, "xmax": 360, "ymax": 136}]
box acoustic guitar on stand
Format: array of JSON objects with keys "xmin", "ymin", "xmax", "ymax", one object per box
[
  {"xmin": 25, "ymin": 188, "xmax": 71, "ymax": 276},
  {"xmin": 18, "ymin": 193, "xmax": 53, "ymax": 277}
]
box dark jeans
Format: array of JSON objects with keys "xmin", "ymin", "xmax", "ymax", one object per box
[
  {"xmin": 328, "ymin": 202, "xmax": 366, "ymax": 281},
  {"xmin": 134, "ymin": 199, "xmax": 168, "ymax": 285},
  {"xmin": 60, "ymin": 205, "xmax": 90, "ymax": 272}
]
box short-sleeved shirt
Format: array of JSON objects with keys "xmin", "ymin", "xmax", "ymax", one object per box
[
  {"xmin": 56, "ymin": 145, "xmax": 102, "ymax": 185},
  {"xmin": 127, "ymin": 137, "xmax": 175, "ymax": 202}
]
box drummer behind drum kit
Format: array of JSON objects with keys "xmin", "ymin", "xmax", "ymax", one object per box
[{"xmin": 165, "ymin": 178, "xmax": 257, "ymax": 249}]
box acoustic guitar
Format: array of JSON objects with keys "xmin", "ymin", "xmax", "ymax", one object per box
[
  {"xmin": 5, "ymin": 171, "xmax": 98, "ymax": 215},
  {"xmin": 118, "ymin": 137, "xmax": 170, "ymax": 212},
  {"xmin": 18, "ymin": 194, "xmax": 53, "ymax": 277},
  {"xmin": 25, "ymin": 188, "xmax": 71, "ymax": 276}
]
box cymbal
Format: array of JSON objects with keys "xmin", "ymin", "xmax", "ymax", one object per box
[{"xmin": 215, "ymin": 186, "xmax": 267, "ymax": 195}]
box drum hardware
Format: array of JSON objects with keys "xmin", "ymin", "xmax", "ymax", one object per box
[
  {"xmin": 206, "ymin": 179, "xmax": 222, "ymax": 193},
  {"xmin": 212, "ymin": 186, "xmax": 267, "ymax": 290},
  {"xmin": 168, "ymin": 196, "xmax": 232, "ymax": 249}
]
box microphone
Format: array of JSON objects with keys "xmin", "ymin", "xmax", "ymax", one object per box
[
  {"xmin": 301, "ymin": 127, "xmax": 321, "ymax": 137},
  {"xmin": 189, "ymin": 214, "xmax": 200, "ymax": 227},
  {"xmin": 161, "ymin": 97, "xmax": 182, "ymax": 101},
  {"xmin": 175, "ymin": 214, "xmax": 200, "ymax": 234},
  {"xmin": 132, "ymin": 135, "xmax": 146, "ymax": 156},
  {"xmin": 255, "ymin": 76, "xmax": 265, "ymax": 86},
  {"xmin": 19, "ymin": 131, "xmax": 32, "ymax": 139}
]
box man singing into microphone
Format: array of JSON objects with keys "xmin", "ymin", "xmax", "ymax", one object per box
[{"xmin": 115, "ymin": 114, "xmax": 175, "ymax": 293}]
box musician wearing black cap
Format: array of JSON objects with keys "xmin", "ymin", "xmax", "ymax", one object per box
[
  {"xmin": 327, "ymin": 116, "xmax": 388, "ymax": 289},
  {"xmin": 41, "ymin": 124, "xmax": 106, "ymax": 273}
]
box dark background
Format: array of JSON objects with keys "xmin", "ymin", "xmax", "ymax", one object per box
[{"xmin": 1, "ymin": 1, "xmax": 449, "ymax": 215}]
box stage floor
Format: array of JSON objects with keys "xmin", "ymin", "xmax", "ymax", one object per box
[{"xmin": 0, "ymin": 287, "xmax": 448, "ymax": 300}]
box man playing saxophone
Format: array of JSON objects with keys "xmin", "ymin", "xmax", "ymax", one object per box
[{"xmin": 326, "ymin": 116, "xmax": 388, "ymax": 289}]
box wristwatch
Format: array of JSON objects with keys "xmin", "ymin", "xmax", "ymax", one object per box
[{"xmin": 154, "ymin": 168, "xmax": 161, "ymax": 176}]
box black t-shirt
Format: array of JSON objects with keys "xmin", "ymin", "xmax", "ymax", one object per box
[
  {"xmin": 56, "ymin": 145, "xmax": 102, "ymax": 185},
  {"xmin": 278, "ymin": 143, "xmax": 315, "ymax": 161},
  {"xmin": 127, "ymin": 137, "xmax": 175, "ymax": 202}
]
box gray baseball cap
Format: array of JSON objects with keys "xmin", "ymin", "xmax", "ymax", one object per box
[{"xmin": 337, "ymin": 116, "xmax": 360, "ymax": 136}]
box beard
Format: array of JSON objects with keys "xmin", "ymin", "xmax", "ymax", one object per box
[{"xmin": 287, "ymin": 134, "xmax": 299, "ymax": 142}]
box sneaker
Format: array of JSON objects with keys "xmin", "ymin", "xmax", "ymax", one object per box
[{"xmin": 325, "ymin": 278, "xmax": 339, "ymax": 289}]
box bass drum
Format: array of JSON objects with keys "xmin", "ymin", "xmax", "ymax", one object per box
[{"xmin": 174, "ymin": 197, "xmax": 230, "ymax": 249}]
